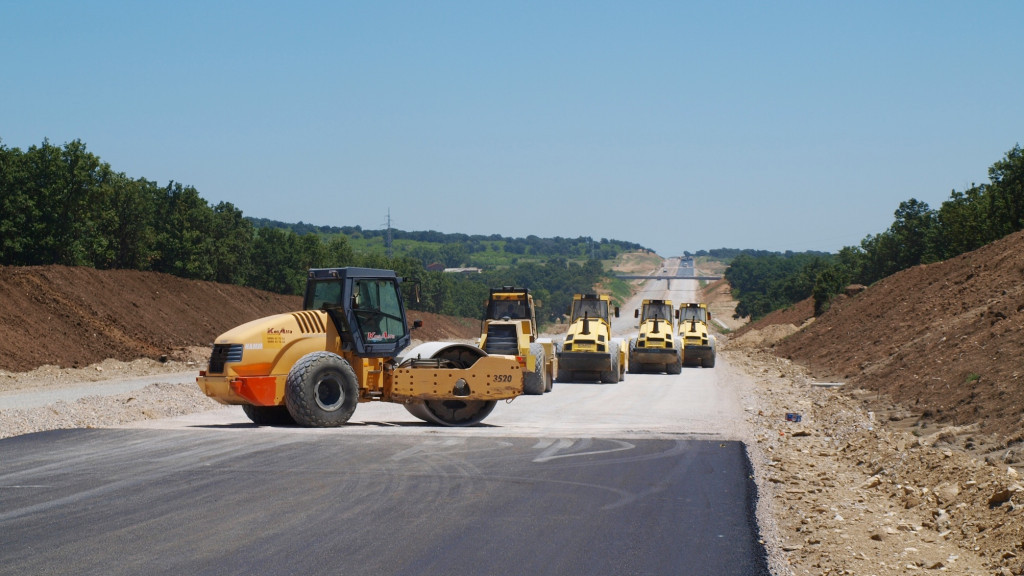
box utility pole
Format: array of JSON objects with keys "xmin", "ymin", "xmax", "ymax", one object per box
[{"xmin": 385, "ymin": 209, "xmax": 393, "ymax": 259}]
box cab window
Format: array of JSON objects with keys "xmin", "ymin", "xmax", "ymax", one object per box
[
  {"xmin": 489, "ymin": 299, "xmax": 526, "ymax": 319},
  {"xmin": 572, "ymin": 299, "xmax": 607, "ymax": 320},
  {"xmin": 680, "ymin": 307, "xmax": 706, "ymax": 322},
  {"xmin": 352, "ymin": 279, "xmax": 406, "ymax": 343},
  {"xmin": 308, "ymin": 280, "xmax": 342, "ymax": 311},
  {"xmin": 643, "ymin": 303, "xmax": 672, "ymax": 321}
]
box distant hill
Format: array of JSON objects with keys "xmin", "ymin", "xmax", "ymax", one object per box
[{"xmin": 247, "ymin": 217, "xmax": 651, "ymax": 265}]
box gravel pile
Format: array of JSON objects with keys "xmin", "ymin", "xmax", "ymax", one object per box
[
  {"xmin": 0, "ymin": 382, "xmax": 222, "ymax": 440},
  {"xmin": 0, "ymin": 350, "xmax": 220, "ymax": 440}
]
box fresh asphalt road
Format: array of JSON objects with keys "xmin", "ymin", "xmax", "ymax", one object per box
[
  {"xmin": 0, "ymin": 272, "xmax": 770, "ymax": 575},
  {"xmin": 0, "ymin": 430, "xmax": 766, "ymax": 576}
]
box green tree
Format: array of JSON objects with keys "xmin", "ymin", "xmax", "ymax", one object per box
[
  {"xmin": 987, "ymin": 144, "xmax": 1024, "ymax": 237},
  {"xmin": 250, "ymin": 227, "xmax": 302, "ymax": 294},
  {"xmin": 726, "ymin": 252, "xmax": 836, "ymax": 320},
  {"xmin": 324, "ymin": 235, "xmax": 355, "ymax": 268},
  {"xmin": 813, "ymin": 265, "xmax": 847, "ymax": 316},
  {"xmin": 0, "ymin": 141, "xmax": 35, "ymax": 264},
  {"xmin": 90, "ymin": 174, "xmax": 156, "ymax": 269},
  {"xmin": 208, "ymin": 202, "xmax": 254, "ymax": 284},
  {"xmin": 149, "ymin": 182, "xmax": 216, "ymax": 280},
  {"xmin": 439, "ymin": 243, "xmax": 467, "ymax": 268},
  {"xmin": 935, "ymin": 185, "xmax": 988, "ymax": 259},
  {"xmin": 857, "ymin": 232, "xmax": 901, "ymax": 285},
  {"xmin": 834, "ymin": 245, "xmax": 866, "ymax": 285},
  {"xmin": 890, "ymin": 198, "xmax": 938, "ymax": 268},
  {"xmin": 18, "ymin": 140, "xmax": 113, "ymax": 266},
  {"xmin": 295, "ymin": 233, "xmax": 326, "ymax": 271},
  {"xmin": 408, "ymin": 244, "xmax": 441, "ymax": 267}
]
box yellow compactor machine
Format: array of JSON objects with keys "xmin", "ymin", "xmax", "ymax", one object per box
[
  {"xmin": 678, "ymin": 302, "xmax": 717, "ymax": 368},
  {"xmin": 477, "ymin": 286, "xmax": 556, "ymax": 395},
  {"xmin": 628, "ymin": 299, "xmax": 683, "ymax": 374},
  {"xmin": 197, "ymin": 267, "xmax": 524, "ymax": 427},
  {"xmin": 556, "ymin": 293, "xmax": 627, "ymax": 383}
]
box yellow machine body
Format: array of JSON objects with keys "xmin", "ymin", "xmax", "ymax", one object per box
[
  {"xmin": 628, "ymin": 299, "xmax": 682, "ymax": 374},
  {"xmin": 476, "ymin": 287, "xmax": 556, "ymax": 395},
  {"xmin": 556, "ymin": 293, "xmax": 627, "ymax": 383},
  {"xmin": 677, "ymin": 302, "xmax": 717, "ymax": 368}
]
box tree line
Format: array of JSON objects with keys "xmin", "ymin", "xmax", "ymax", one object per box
[
  {"xmin": 0, "ymin": 138, "xmax": 618, "ymax": 321},
  {"xmin": 250, "ymin": 217, "xmax": 645, "ymax": 265},
  {"xmin": 726, "ymin": 144, "xmax": 1024, "ymax": 320}
]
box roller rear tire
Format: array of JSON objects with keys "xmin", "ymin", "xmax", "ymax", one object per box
[
  {"xmin": 668, "ymin": 351, "xmax": 683, "ymax": 374},
  {"xmin": 614, "ymin": 339, "xmax": 626, "ymax": 381},
  {"xmin": 600, "ymin": 342, "xmax": 620, "ymax": 384},
  {"xmin": 523, "ymin": 343, "xmax": 546, "ymax": 395},
  {"xmin": 627, "ymin": 339, "xmax": 639, "ymax": 374}
]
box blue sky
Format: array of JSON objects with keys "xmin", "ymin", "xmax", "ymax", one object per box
[{"xmin": 3, "ymin": 1, "xmax": 1021, "ymax": 257}]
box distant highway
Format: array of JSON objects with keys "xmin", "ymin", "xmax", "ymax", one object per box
[{"xmin": 615, "ymin": 256, "xmax": 721, "ymax": 281}]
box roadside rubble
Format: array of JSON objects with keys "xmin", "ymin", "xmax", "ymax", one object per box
[{"xmin": 730, "ymin": 346, "xmax": 1024, "ymax": 576}]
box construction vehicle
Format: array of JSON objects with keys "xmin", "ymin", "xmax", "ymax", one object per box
[
  {"xmin": 678, "ymin": 302, "xmax": 717, "ymax": 368},
  {"xmin": 196, "ymin": 267, "xmax": 524, "ymax": 427},
  {"xmin": 556, "ymin": 293, "xmax": 627, "ymax": 383},
  {"xmin": 628, "ymin": 299, "xmax": 682, "ymax": 374},
  {"xmin": 477, "ymin": 286, "xmax": 556, "ymax": 395}
]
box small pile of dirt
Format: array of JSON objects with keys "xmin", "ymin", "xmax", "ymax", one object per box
[
  {"xmin": 731, "ymin": 297, "xmax": 814, "ymax": 339},
  {"xmin": 729, "ymin": 321, "xmax": 807, "ymax": 348}
]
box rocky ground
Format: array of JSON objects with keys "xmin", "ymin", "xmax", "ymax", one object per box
[
  {"xmin": 732, "ymin": 343, "xmax": 1022, "ymax": 575},
  {"xmin": 733, "ymin": 229, "xmax": 1024, "ymax": 574}
]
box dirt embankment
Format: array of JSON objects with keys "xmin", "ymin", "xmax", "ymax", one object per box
[
  {"xmin": 723, "ymin": 229, "xmax": 1024, "ymax": 575},
  {"xmin": 739, "ymin": 229, "xmax": 1024, "ymax": 445},
  {"xmin": 0, "ymin": 265, "xmax": 479, "ymax": 373}
]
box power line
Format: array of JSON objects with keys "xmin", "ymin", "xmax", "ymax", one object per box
[{"xmin": 383, "ymin": 209, "xmax": 393, "ymax": 259}]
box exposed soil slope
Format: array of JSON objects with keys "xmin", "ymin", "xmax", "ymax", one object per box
[
  {"xmin": 757, "ymin": 229, "xmax": 1024, "ymax": 442},
  {"xmin": 0, "ymin": 265, "xmax": 479, "ymax": 373}
]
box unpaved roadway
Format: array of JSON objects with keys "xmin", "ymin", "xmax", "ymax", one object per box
[
  {"xmin": 130, "ymin": 262, "xmax": 744, "ymax": 441},
  {"xmin": 0, "ymin": 266, "xmax": 780, "ymax": 575}
]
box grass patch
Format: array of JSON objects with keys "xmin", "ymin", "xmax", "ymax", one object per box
[{"xmin": 604, "ymin": 276, "xmax": 633, "ymax": 308}]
